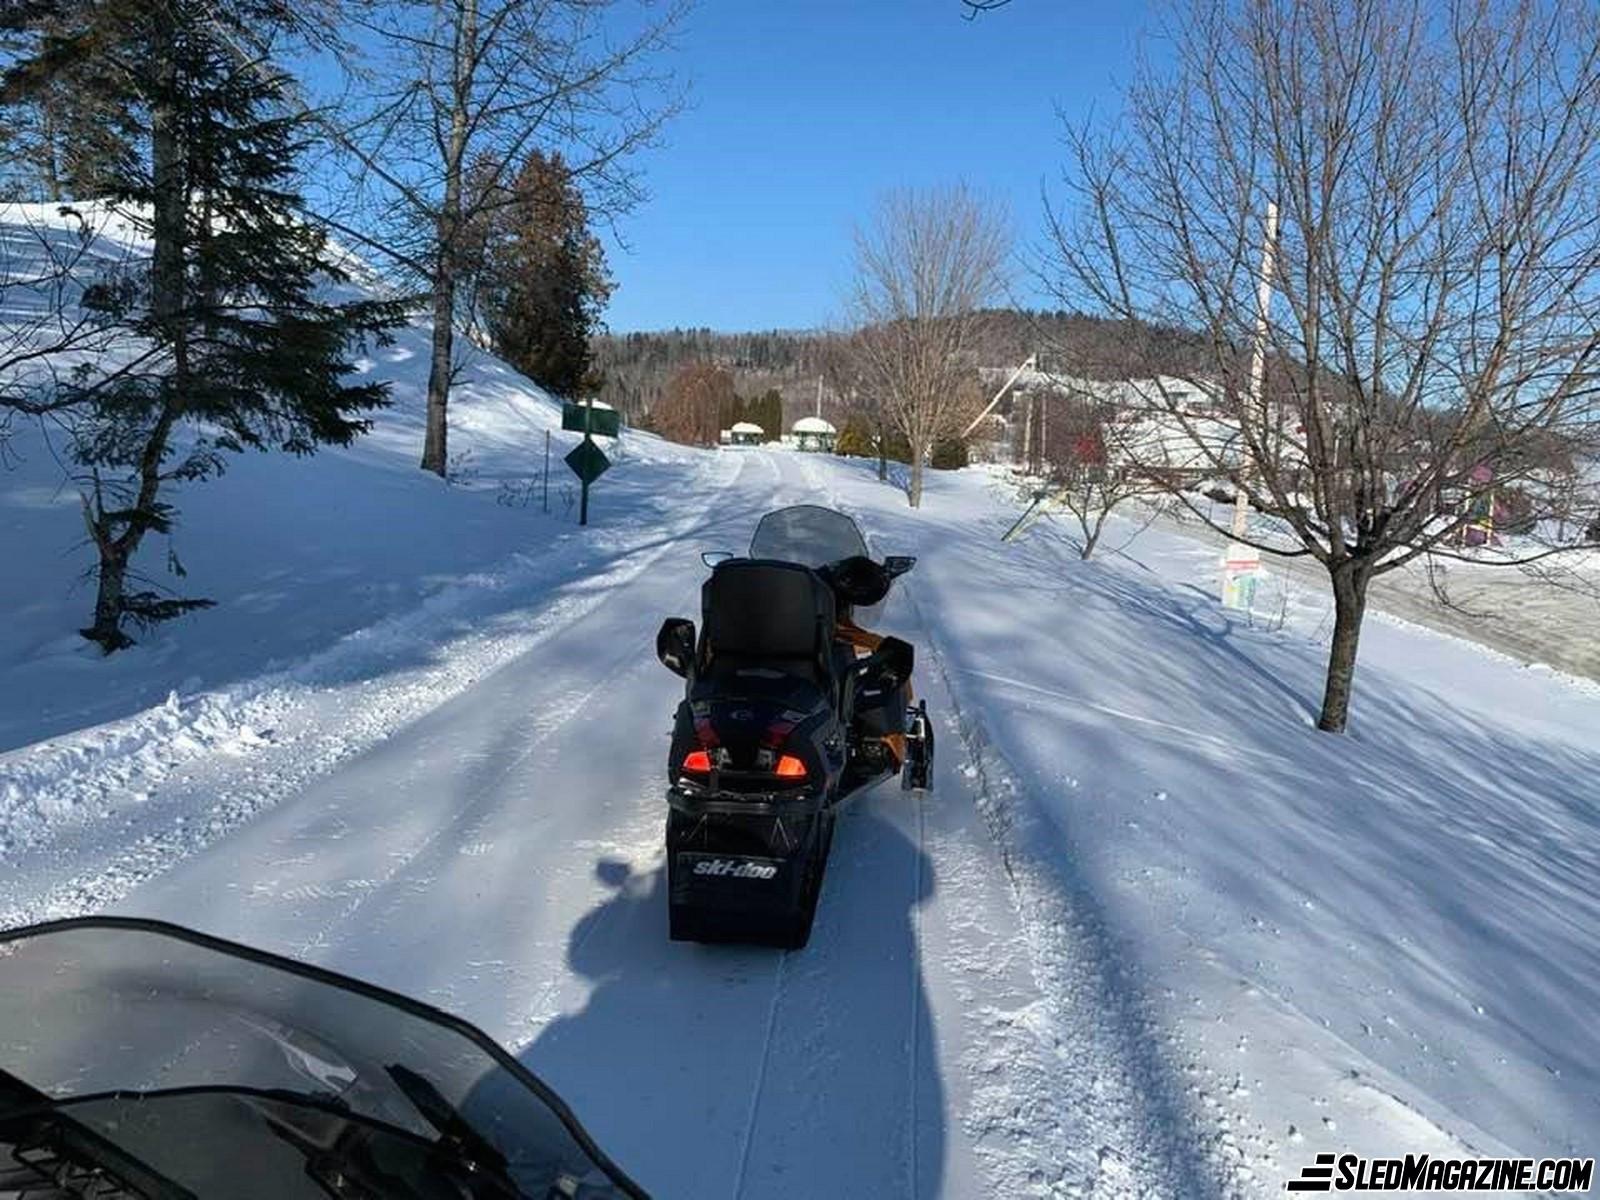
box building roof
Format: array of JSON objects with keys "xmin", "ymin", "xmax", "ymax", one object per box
[
  {"xmin": 730, "ymin": 421, "xmax": 765, "ymax": 434},
  {"xmin": 793, "ymin": 417, "xmax": 836, "ymax": 434}
]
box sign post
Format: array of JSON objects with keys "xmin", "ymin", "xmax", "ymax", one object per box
[{"xmin": 562, "ymin": 398, "xmax": 612, "ymax": 526}]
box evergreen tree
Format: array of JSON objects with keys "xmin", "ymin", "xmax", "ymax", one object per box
[
  {"xmin": 834, "ymin": 413, "xmax": 876, "ymax": 457},
  {"xmin": 753, "ymin": 388, "xmax": 783, "ymax": 440},
  {"xmin": 0, "ymin": 4, "xmax": 135, "ymax": 199},
  {"xmin": 478, "ymin": 150, "xmax": 613, "ymax": 399},
  {"xmin": 3, "ymin": 0, "xmax": 406, "ymax": 652},
  {"xmin": 930, "ymin": 436, "xmax": 969, "ymax": 470}
]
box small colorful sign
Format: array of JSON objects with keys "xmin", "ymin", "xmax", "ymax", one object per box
[{"xmin": 1221, "ymin": 541, "xmax": 1262, "ymax": 612}]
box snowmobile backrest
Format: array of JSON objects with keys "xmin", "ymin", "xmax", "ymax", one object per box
[{"xmin": 701, "ymin": 559, "xmax": 836, "ymax": 672}]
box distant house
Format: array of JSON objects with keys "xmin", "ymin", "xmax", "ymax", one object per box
[
  {"xmin": 792, "ymin": 416, "xmax": 837, "ymax": 453},
  {"xmin": 728, "ymin": 421, "xmax": 765, "ymax": 447}
]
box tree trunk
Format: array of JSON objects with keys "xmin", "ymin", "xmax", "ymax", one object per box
[
  {"xmin": 876, "ymin": 417, "xmax": 887, "ymax": 481},
  {"xmin": 1081, "ymin": 512, "xmax": 1103, "ymax": 559},
  {"xmin": 82, "ymin": 2, "xmax": 184, "ymax": 653},
  {"xmin": 420, "ymin": 0, "xmax": 477, "ymax": 477},
  {"xmin": 81, "ymin": 535, "xmax": 132, "ymax": 651},
  {"xmin": 908, "ymin": 438, "xmax": 925, "ymax": 508},
  {"xmin": 1317, "ymin": 561, "xmax": 1370, "ymax": 733},
  {"xmin": 421, "ymin": 266, "xmax": 454, "ymax": 476},
  {"xmin": 148, "ymin": 4, "xmax": 184, "ymax": 344},
  {"xmin": 40, "ymin": 93, "xmax": 62, "ymax": 201}
]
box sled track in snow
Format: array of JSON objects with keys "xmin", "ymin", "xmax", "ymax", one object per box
[
  {"xmin": 683, "ymin": 450, "xmax": 939, "ymax": 1197},
  {"xmin": 289, "ymin": 645, "xmax": 658, "ymax": 962},
  {"xmin": 791, "ymin": 454, "xmax": 930, "ymax": 1196},
  {"xmin": 732, "ymin": 950, "xmax": 788, "ymax": 1198}
]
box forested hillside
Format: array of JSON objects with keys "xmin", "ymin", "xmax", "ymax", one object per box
[{"xmin": 592, "ymin": 309, "xmax": 1210, "ymax": 430}]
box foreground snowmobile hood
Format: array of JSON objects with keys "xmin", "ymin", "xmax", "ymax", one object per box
[{"xmin": 0, "ymin": 917, "xmax": 647, "ymax": 1199}]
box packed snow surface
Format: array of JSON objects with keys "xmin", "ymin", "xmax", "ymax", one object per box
[{"xmin": 4, "ymin": 204, "xmax": 1599, "ymax": 1196}]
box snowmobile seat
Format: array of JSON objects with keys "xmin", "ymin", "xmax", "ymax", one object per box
[{"xmin": 700, "ymin": 560, "xmax": 837, "ymax": 692}]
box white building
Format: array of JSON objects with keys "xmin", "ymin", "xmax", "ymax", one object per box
[
  {"xmin": 727, "ymin": 421, "xmax": 765, "ymax": 447},
  {"xmin": 791, "ymin": 416, "xmax": 837, "ymax": 452},
  {"xmin": 976, "ymin": 367, "xmax": 1268, "ymax": 483}
]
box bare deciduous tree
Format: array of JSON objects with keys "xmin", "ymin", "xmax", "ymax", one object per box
[
  {"xmin": 849, "ymin": 183, "xmax": 1010, "ymax": 508},
  {"xmin": 334, "ymin": 0, "xmax": 685, "ymax": 475},
  {"xmin": 1033, "ymin": 392, "xmax": 1164, "ymax": 559},
  {"xmin": 1047, "ymin": 0, "xmax": 1600, "ymax": 732}
]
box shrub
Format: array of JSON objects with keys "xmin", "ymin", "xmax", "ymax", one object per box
[{"xmin": 930, "ymin": 436, "xmax": 969, "ymax": 470}]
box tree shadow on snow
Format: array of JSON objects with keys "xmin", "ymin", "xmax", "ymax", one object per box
[
  {"xmin": 938, "ymin": 509, "xmax": 1600, "ymax": 1155},
  {"xmin": 517, "ymin": 808, "xmax": 945, "ymax": 1199}
]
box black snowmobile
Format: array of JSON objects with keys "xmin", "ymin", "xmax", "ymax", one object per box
[
  {"xmin": 0, "ymin": 917, "xmax": 646, "ymax": 1199},
  {"xmin": 654, "ymin": 505, "xmax": 934, "ymax": 949}
]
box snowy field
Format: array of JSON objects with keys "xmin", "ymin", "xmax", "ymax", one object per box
[{"xmin": 5, "ymin": 209, "xmax": 1599, "ymax": 1196}]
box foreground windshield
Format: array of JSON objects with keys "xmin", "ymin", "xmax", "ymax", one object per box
[
  {"xmin": 749, "ymin": 505, "xmax": 868, "ymax": 567},
  {"xmin": 0, "ymin": 919, "xmax": 641, "ymax": 1199}
]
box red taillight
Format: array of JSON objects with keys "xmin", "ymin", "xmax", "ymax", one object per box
[
  {"xmin": 682, "ymin": 749, "xmax": 712, "ymax": 773},
  {"xmin": 774, "ymin": 754, "xmax": 807, "ymax": 779}
]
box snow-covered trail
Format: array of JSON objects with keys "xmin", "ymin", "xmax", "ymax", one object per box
[
  {"xmin": 4, "ymin": 438, "xmax": 1595, "ymax": 1197},
  {"xmin": 12, "ymin": 448, "xmax": 1187, "ymax": 1198}
]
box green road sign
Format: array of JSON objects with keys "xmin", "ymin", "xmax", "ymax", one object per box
[
  {"xmin": 561, "ymin": 400, "xmax": 620, "ymax": 439},
  {"xmin": 565, "ymin": 438, "xmax": 611, "ymax": 486}
]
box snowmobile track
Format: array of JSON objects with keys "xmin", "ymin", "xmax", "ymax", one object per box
[
  {"xmin": 291, "ymin": 645, "xmax": 657, "ymax": 961},
  {"xmin": 731, "ymin": 950, "xmax": 789, "ymax": 1199}
]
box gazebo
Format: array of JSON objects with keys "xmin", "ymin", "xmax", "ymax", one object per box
[
  {"xmin": 792, "ymin": 416, "xmax": 837, "ymax": 453},
  {"xmin": 728, "ymin": 421, "xmax": 765, "ymax": 447}
]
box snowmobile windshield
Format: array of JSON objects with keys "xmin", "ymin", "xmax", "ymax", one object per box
[
  {"xmin": 748, "ymin": 505, "xmax": 869, "ymax": 568},
  {"xmin": 0, "ymin": 918, "xmax": 643, "ymax": 1199}
]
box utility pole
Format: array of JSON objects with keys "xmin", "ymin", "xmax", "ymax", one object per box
[
  {"xmin": 962, "ymin": 353, "xmax": 1037, "ymax": 441},
  {"xmin": 1221, "ymin": 200, "xmax": 1278, "ymax": 610},
  {"xmin": 1232, "ymin": 200, "xmax": 1278, "ymax": 541},
  {"xmin": 1039, "ymin": 390, "xmax": 1049, "ymax": 472},
  {"xmin": 1021, "ymin": 393, "xmax": 1035, "ymax": 474}
]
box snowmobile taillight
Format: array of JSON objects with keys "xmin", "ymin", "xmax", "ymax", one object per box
[
  {"xmin": 773, "ymin": 754, "xmax": 807, "ymax": 779},
  {"xmin": 682, "ymin": 750, "xmax": 713, "ymax": 773}
]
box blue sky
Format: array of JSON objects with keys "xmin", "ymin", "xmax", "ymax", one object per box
[{"xmin": 601, "ymin": 0, "xmax": 1156, "ymax": 332}]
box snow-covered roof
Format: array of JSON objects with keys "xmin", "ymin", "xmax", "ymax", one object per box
[
  {"xmin": 793, "ymin": 417, "xmax": 836, "ymax": 434},
  {"xmin": 730, "ymin": 421, "xmax": 764, "ymax": 434}
]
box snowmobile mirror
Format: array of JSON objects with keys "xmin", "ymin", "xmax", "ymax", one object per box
[
  {"xmin": 701, "ymin": 551, "xmax": 734, "ymax": 568},
  {"xmin": 860, "ymin": 636, "xmax": 914, "ymax": 689},
  {"xmin": 657, "ymin": 617, "xmax": 697, "ymax": 678},
  {"xmin": 883, "ymin": 555, "xmax": 917, "ymax": 578}
]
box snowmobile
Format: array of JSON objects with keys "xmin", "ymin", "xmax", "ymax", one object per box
[
  {"xmin": 0, "ymin": 916, "xmax": 646, "ymax": 1199},
  {"xmin": 655, "ymin": 505, "xmax": 934, "ymax": 950}
]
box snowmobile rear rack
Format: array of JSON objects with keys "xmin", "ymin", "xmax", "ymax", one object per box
[{"xmin": 667, "ymin": 783, "xmax": 828, "ymax": 821}]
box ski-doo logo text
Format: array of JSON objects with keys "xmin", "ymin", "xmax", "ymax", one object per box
[
  {"xmin": 692, "ymin": 859, "xmax": 778, "ymax": 880},
  {"xmin": 1286, "ymin": 1152, "xmax": 1594, "ymax": 1192}
]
